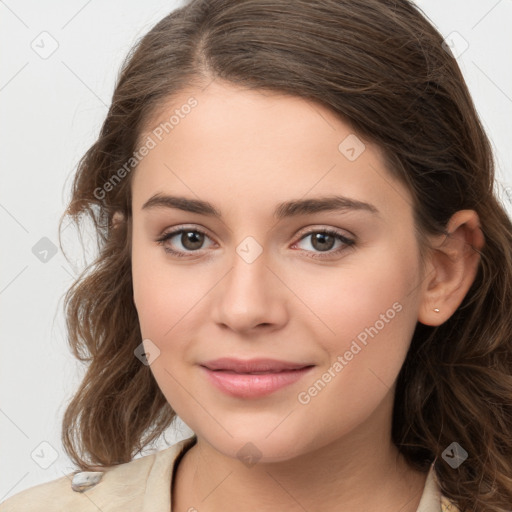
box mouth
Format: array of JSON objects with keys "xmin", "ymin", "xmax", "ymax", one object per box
[
  {"xmin": 199, "ymin": 364, "xmax": 315, "ymax": 399},
  {"xmin": 200, "ymin": 357, "xmax": 315, "ymax": 373}
]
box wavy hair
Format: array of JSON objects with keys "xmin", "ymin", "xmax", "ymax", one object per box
[{"xmin": 58, "ymin": 1, "xmax": 512, "ymax": 510}]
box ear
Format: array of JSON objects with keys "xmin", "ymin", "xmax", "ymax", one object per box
[
  {"xmin": 111, "ymin": 210, "xmax": 125, "ymax": 229},
  {"xmin": 418, "ymin": 210, "xmax": 485, "ymax": 326}
]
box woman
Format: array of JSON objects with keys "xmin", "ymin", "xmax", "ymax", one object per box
[{"xmin": 2, "ymin": 0, "xmax": 511, "ymax": 510}]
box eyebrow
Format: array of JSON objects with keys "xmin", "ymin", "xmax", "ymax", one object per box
[{"xmin": 141, "ymin": 193, "xmax": 380, "ymax": 219}]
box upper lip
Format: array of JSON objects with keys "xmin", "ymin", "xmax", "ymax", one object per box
[{"xmin": 200, "ymin": 357, "xmax": 314, "ymax": 373}]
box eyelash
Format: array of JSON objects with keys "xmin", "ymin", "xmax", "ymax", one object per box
[{"xmin": 155, "ymin": 226, "xmax": 355, "ymax": 260}]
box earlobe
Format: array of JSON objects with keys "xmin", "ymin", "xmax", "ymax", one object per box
[{"xmin": 418, "ymin": 210, "xmax": 485, "ymax": 326}]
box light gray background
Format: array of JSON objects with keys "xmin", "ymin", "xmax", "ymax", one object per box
[{"xmin": 1, "ymin": 0, "xmax": 511, "ymax": 501}]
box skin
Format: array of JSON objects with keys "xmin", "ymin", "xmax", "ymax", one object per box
[{"xmin": 126, "ymin": 79, "xmax": 484, "ymax": 512}]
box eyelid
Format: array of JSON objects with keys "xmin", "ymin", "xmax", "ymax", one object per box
[
  {"xmin": 294, "ymin": 224, "xmax": 355, "ymax": 241},
  {"xmin": 159, "ymin": 224, "xmax": 213, "ymax": 237}
]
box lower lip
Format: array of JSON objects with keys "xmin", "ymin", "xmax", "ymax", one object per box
[{"xmin": 200, "ymin": 365, "xmax": 314, "ymax": 399}]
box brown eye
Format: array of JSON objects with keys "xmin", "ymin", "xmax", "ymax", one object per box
[
  {"xmin": 293, "ymin": 229, "xmax": 355, "ymax": 259},
  {"xmin": 156, "ymin": 227, "xmax": 215, "ymax": 257},
  {"xmin": 310, "ymin": 232, "xmax": 336, "ymax": 252},
  {"xmin": 180, "ymin": 230, "xmax": 205, "ymax": 250}
]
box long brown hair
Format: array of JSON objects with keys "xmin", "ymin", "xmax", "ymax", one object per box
[{"xmin": 58, "ymin": 1, "xmax": 512, "ymax": 509}]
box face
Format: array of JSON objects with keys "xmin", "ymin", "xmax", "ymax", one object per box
[{"xmin": 130, "ymin": 80, "xmax": 425, "ymax": 462}]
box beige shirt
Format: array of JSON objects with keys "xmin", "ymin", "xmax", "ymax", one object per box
[{"xmin": 0, "ymin": 435, "xmax": 459, "ymax": 511}]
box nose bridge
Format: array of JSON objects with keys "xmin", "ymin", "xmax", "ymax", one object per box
[
  {"xmin": 227, "ymin": 240, "xmax": 271, "ymax": 308},
  {"xmin": 213, "ymin": 236, "xmax": 286, "ymax": 331}
]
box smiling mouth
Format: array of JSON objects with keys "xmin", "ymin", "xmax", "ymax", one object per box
[{"xmin": 200, "ymin": 365, "xmax": 315, "ymax": 398}]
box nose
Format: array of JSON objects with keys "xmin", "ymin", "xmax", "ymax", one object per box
[{"xmin": 211, "ymin": 246, "xmax": 289, "ymax": 334}]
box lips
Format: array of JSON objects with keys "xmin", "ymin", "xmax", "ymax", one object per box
[
  {"xmin": 200, "ymin": 363, "xmax": 315, "ymax": 398},
  {"xmin": 200, "ymin": 357, "xmax": 313, "ymax": 374}
]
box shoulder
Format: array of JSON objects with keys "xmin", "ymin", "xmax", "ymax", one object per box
[
  {"xmin": 0, "ymin": 455, "xmax": 156, "ymax": 512},
  {"xmin": 0, "ymin": 436, "xmax": 196, "ymax": 512}
]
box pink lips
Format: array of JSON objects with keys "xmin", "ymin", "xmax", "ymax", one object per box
[{"xmin": 200, "ymin": 357, "xmax": 315, "ymax": 398}]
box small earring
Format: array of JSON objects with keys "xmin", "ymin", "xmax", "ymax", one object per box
[{"xmin": 433, "ymin": 307, "xmax": 440, "ymax": 313}]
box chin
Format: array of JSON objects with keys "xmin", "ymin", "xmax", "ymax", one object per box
[{"xmin": 193, "ymin": 423, "xmax": 319, "ymax": 464}]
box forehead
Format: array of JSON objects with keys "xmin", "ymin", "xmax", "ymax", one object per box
[{"xmin": 132, "ymin": 80, "xmax": 411, "ymax": 220}]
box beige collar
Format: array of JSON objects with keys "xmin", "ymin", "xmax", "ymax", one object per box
[{"xmin": 416, "ymin": 460, "xmax": 459, "ymax": 512}]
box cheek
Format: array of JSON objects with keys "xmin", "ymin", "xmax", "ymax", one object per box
[
  {"xmin": 289, "ymin": 247, "xmax": 420, "ymax": 385},
  {"xmin": 131, "ymin": 244, "xmax": 202, "ymax": 409},
  {"xmin": 287, "ymin": 252, "xmax": 419, "ymax": 439},
  {"xmin": 131, "ymin": 226, "xmax": 207, "ymax": 338}
]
